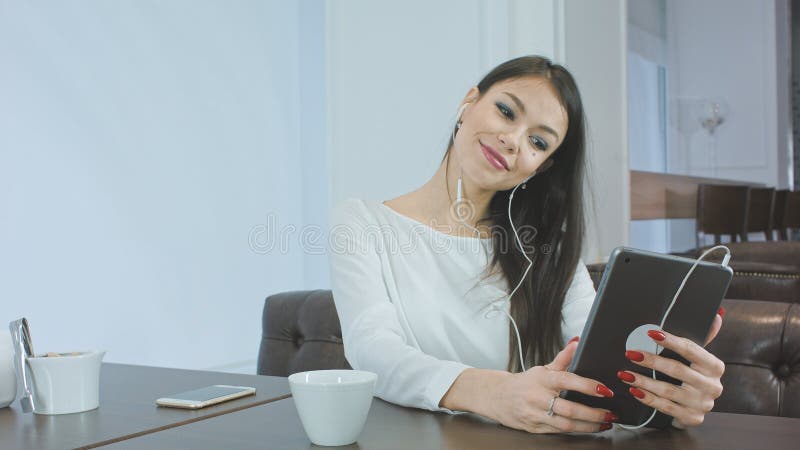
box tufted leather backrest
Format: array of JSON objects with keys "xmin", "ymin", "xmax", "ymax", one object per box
[
  {"xmin": 719, "ymin": 261, "xmax": 800, "ymax": 303},
  {"xmin": 694, "ymin": 242, "xmax": 800, "ymax": 303},
  {"xmin": 257, "ymin": 289, "xmax": 350, "ymax": 377},
  {"xmin": 706, "ymin": 299, "xmax": 800, "ymax": 417},
  {"xmin": 695, "ymin": 241, "xmax": 800, "ymax": 265}
]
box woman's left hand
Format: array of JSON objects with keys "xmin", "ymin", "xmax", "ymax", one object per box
[{"xmin": 617, "ymin": 311, "xmax": 725, "ymax": 428}]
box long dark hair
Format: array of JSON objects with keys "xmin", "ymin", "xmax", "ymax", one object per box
[{"xmin": 443, "ymin": 56, "xmax": 587, "ymax": 372}]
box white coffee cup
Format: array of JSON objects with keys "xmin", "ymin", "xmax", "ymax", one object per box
[
  {"xmin": 26, "ymin": 350, "xmax": 105, "ymax": 415},
  {"xmin": 288, "ymin": 369, "xmax": 377, "ymax": 446},
  {"xmin": 0, "ymin": 331, "xmax": 17, "ymax": 408}
]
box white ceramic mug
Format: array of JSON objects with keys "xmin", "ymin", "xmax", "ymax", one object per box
[
  {"xmin": 26, "ymin": 350, "xmax": 105, "ymax": 415},
  {"xmin": 288, "ymin": 369, "xmax": 377, "ymax": 446},
  {"xmin": 0, "ymin": 331, "xmax": 16, "ymax": 408}
]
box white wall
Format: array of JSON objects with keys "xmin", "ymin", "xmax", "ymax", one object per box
[
  {"xmin": 666, "ymin": 0, "xmax": 783, "ymax": 186},
  {"xmin": 628, "ymin": 53, "xmax": 669, "ymax": 252},
  {"xmin": 0, "ymin": 0, "xmax": 326, "ymax": 373},
  {"xmin": 563, "ymin": 0, "xmax": 629, "ymax": 262},
  {"xmin": 0, "ymin": 0, "xmax": 633, "ymax": 373},
  {"xmin": 326, "ymin": 0, "xmax": 630, "ymax": 263},
  {"xmin": 794, "ymin": 0, "xmax": 800, "ymax": 190},
  {"xmin": 325, "ymin": 0, "xmax": 574, "ymax": 206},
  {"xmin": 326, "ymin": 0, "xmax": 509, "ymax": 206},
  {"xmin": 626, "ymin": 0, "xmax": 669, "ymax": 252},
  {"xmin": 509, "ymin": 0, "xmax": 564, "ymax": 61},
  {"xmin": 299, "ymin": 0, "xmax": 330, "ymax": 289},
  {"xmin": 665, "ymin": 0, "xmax": 789, "ymax": 250},
  {"xmin": 776, "ymin": 0, "xmax": 793, "ymax": 189},
  {"xmin": 628, "ymin": 0, "xmax": 665, "ymax": 39}
]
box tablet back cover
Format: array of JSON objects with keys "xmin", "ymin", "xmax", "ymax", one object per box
[{"xmin": 562, "ymin": 247, "xmax": 732, "ymax": 427}]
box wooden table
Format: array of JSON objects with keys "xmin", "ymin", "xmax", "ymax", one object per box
[
  {"xmin": 630, "ymin": 170, "xmax": 764, "ymax": 220},
  {"xmin": 5, "ymin": 364, "xmax": 798, "ymax": 449},
  {"xmin": 107, "ymin": 395, "xmax": 800, "ymax": 450},
  {"xmin": 0, "ymin": 363, "xmax": 290, "ymax": 450}
]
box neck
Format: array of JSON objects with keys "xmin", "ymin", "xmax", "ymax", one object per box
[{"xmin": 417, "ymin": 151, "xmax": 495, "ymax": 238}]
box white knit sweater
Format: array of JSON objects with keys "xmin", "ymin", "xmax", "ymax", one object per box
[{"xmin": 328, "ymin": 198, "xmax": 596, "ymax": 413}]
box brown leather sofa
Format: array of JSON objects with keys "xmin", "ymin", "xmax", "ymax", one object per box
[
  {"xmin": 672, "ymin": 241, "xmax": 800, "ymax": 304},
  {"xmin": 706, "ymin": 299, "xmax": 800, "ymax": 417},
  {"xmin": 258, "ymin": 272, "xmax": 800, "ymax": 418},
  {"xmin": 692, "ymin": 241, "xmax": 800, "ymax": 264}
]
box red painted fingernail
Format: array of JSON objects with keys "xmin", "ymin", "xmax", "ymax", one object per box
[
  {"xmin": 647, "ymin": 330, "xmax": 666, "ymax": 342},
  {"xmin": 617, "ymin": 370, "xmax": 636, "ymax": 383},
  {"xmin": 596, "ymin": 384, "xmax": 614, "ymax": 398},
  {"xmin": 599, "ymin": 422, "xmax": 612, "ymax": 431},
  {"xmin": 568, "ymin": 336, "xmax": 580, "ymax": 344},
  {"xmin": 630, "ymin": 387, "xmax": 646, "ymax": 399},
  {"xmin": 718, "ymin": 307, "xmax": 726, "ymax": 318},
  {"xmin": 625, "ymin": 350, "xmax": 645, "ymax": 362},
  {"xmin": 604, "ymin": 412, "xmax": 620, "ymax": 422}
]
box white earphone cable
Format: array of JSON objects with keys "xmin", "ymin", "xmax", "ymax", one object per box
[
  {"xmin": 450, "ymin": 105, "xmax": 731, "ymax": 427},
  {"xmin": 480, "ymin": 181, "xmax": 531, "ymax": 371},
  {"xmin": 451, "ymin": 103, "xmax": 533, "ymax": 370}
]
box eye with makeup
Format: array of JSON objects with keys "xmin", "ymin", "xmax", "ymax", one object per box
[
  {"xmin": 495, "ymin": 101, "xmax": 550, "ymax": 152},
  {"xmin": 530, "ymin": 136, "xmax": 548, "ymax": 151}
]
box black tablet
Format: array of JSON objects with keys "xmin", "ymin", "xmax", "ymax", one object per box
[{"xmin": 561, "ymin": 247, "xmax": 732, "ymax": 428}]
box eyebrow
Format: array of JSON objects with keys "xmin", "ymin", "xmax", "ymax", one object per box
[{"xmin": 503, "ymin": 91, "xmax": 561, "ymax": 142}]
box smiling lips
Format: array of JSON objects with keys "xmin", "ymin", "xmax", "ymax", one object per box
[{"xmin": 480, "ymin": 143, "xmax": 508, "ymax": 171}]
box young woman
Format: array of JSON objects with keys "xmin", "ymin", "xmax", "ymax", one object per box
[{"xmin": 328, "ymin": 56, "xmax": 724, "ymax": 434}]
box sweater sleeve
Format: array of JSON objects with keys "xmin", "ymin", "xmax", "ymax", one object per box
[
  {"xmin": 327, "ymin": 199, "xmax": 471, "ymax": 413},
  {"xmin": 560, "ymin": 259, "xmax": 597, "ymax": 345}
]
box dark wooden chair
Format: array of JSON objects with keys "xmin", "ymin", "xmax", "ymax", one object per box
[
  {"xmin": 745, "ymin": 187, "xmax": 776, "ymax": 241},
  {"xmin": 778, "ymin": 191, "xmax": 800, "ymax": 240},
  {"xmin": 696, "ymin": 184, "xmax": 750, "ymax": 248},
  {"xmin": 773, "ymin": 190, "xmax": 789, "ymax": 240}
]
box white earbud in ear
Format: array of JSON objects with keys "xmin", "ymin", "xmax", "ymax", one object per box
[
  {"xmin": 454, "ymin": 103, "xmax": 471, "ymax": 203},
  {"xmin": 453, "ymin": 103, "xmax": 469, "ymax": 142},
  {"xmin": 456, "ymin": 103, "xmax": 469, "ymax": 122}
]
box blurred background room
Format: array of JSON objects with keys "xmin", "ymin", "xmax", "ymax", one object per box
[{"xmin": 1, "ymin": 0, "xmax": 795, "ymax": 375}]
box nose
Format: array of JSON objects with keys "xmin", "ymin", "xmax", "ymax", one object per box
[{"xmin": 498, "ymin": 128, "xmax": 525, "ymax": 154}]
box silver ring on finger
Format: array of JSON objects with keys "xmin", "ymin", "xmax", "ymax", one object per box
[{"xmin": 547, "ymin": 395, "xmax": 558, "ymax": 417}]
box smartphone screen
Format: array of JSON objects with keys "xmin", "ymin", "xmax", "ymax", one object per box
[
  {"xmin": 168, "ymin": 385, "xmax": 252, "ymax": 402},
  {"xmin": 156, "ymin": 385, "xmax": 257, "ymax": 409}
]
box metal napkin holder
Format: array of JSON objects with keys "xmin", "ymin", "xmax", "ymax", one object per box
[{"xmin": 8, "ymin": 318, "xmax": 35, "ymax": 413}]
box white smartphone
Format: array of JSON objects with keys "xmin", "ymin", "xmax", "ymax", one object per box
[{"xmin": 156, "ymin": 384, "xmax": 256, "ymax": 409}]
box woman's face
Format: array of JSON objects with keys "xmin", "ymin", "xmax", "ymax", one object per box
[{"xmin": 453, "ymin": 77, "xmax": 568, "ymax": 191}]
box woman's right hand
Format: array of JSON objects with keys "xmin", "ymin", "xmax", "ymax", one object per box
[{"xmin": 487, "ymin": 338, "xmax": 618, "ymax": 433}]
